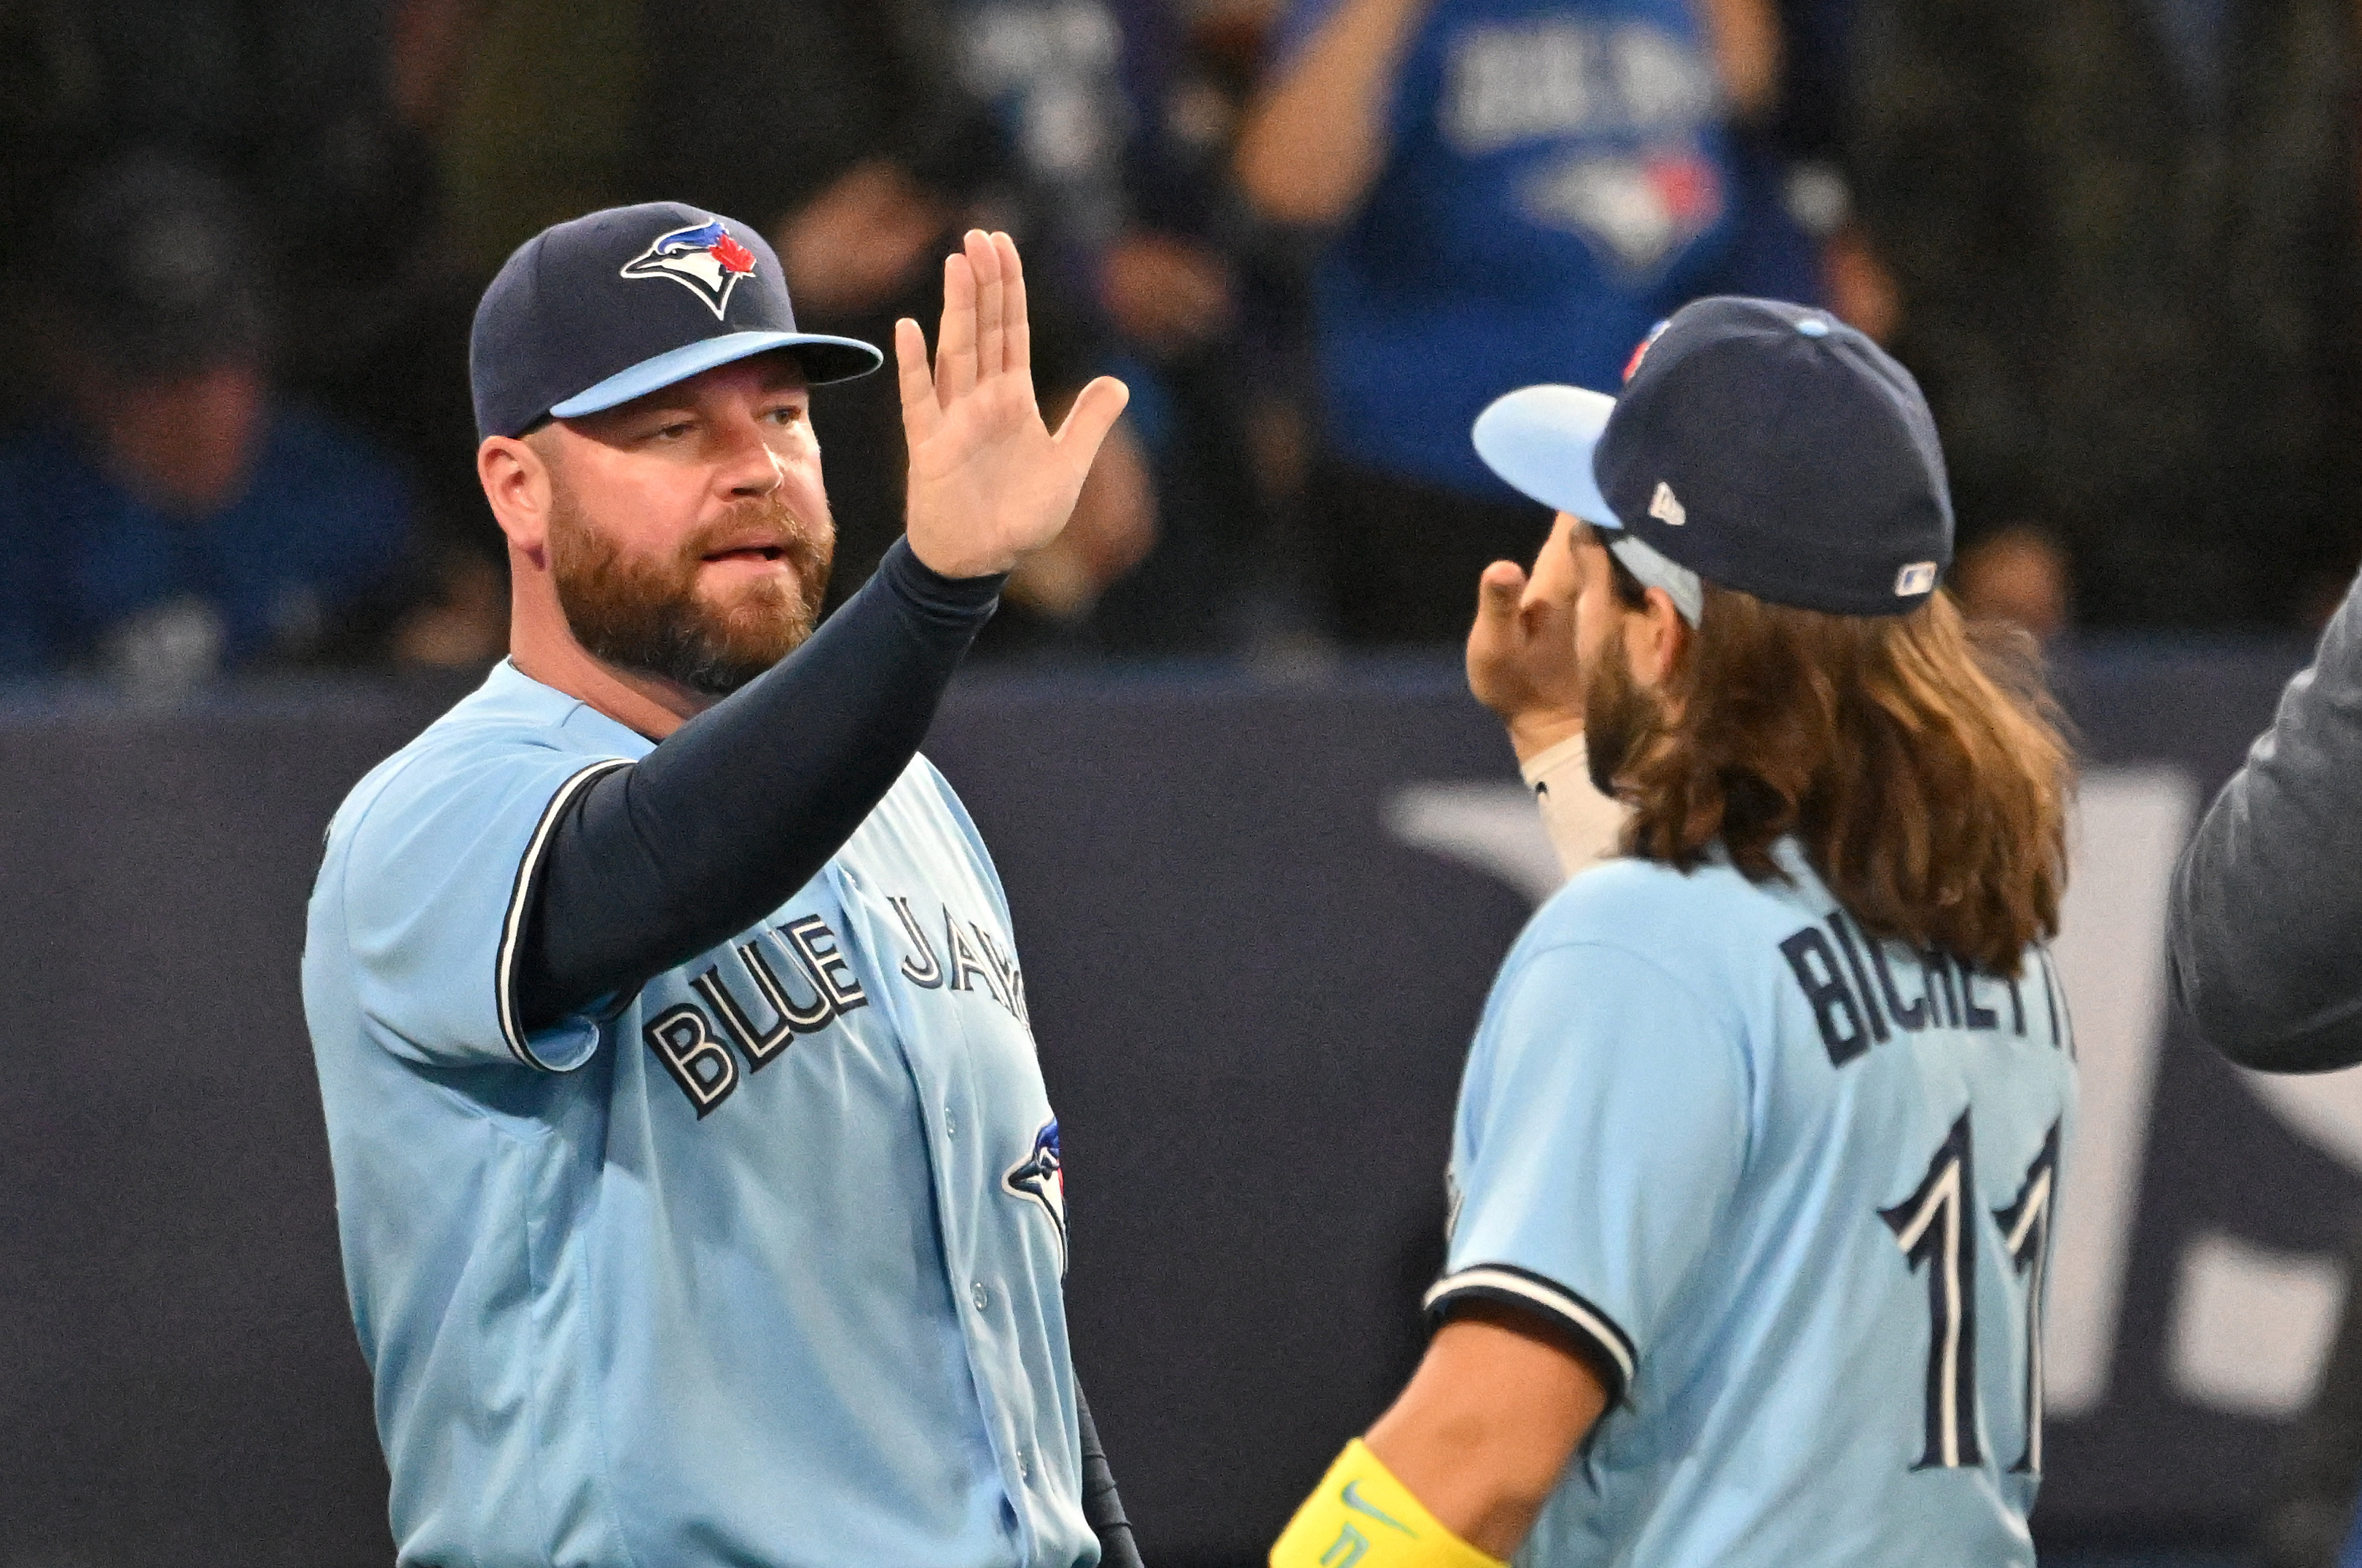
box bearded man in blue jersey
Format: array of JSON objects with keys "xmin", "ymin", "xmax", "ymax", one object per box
[
  {"xmin": 303, "ymin": 206, "xmax": 1136, "ymax": 1568},
  {"xmin": 1273, "ymin": 298, "xmax": 2078, "ymax": 1568}
]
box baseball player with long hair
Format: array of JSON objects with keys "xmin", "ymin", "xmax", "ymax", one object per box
[
  {"xmin": 1272, "ymin": 298, "xmax": 2078, "ymax": 1568},
  {"xmin": 302, "ymin": 205, "xmax": 1139, "ymax": 1568}
]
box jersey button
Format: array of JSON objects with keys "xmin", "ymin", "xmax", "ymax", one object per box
[
  {"xmin": 1018, "ymin": 1449, "xmax": 1032, "ymax": 1481},
  {"xmin": 945, "ymin": 1108, "xmax": 958, "ymax": 1138},
  {"xmin": 971, "ymin": 1281, "xmax": 990, "ymax": 1312}
]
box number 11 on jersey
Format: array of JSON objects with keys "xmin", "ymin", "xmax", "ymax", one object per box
[{"xmin": 1880, "ymin": 1110, "xmax": 2062, "ymax": 1474}]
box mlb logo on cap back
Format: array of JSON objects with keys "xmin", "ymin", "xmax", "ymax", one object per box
[{"xmin": 469, "ymin": 201, "xmax": 885, "ymax": 440}]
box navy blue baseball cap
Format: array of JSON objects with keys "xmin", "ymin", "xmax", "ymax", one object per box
[
  {"xmin": 469, "ymin": 202, "xmax": 885, "ymax": 439},
  {"xmin": 1471, "ymin": 297, "xmax": 1953, "ymax": 622}
]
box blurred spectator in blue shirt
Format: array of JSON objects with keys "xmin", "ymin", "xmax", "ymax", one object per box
[
  {"xmin": 1236, "ymin": 0, "xmax": 1813, "ymax": 646},
  {"xmin": 0, "ymin": 0, "xmax": 520, "ymax": 665},
  {"xmin": 0, "ymin": 154, "xmax": 420, "ymax": 691}
]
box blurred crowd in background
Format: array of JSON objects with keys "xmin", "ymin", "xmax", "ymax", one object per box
[{"xmin": 1, "ymin": 0, "xmax": 2358, "ymax": 691}]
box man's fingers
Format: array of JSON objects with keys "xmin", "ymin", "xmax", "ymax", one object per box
[
  {"xmin": 1466, "ymin": 561, "xmax": 1529, "ymax": 707},
  {"xmin": 895, "ymin": 318, "xmax": 941, "ymax": 444},
  {"xmin": 967, "ymin": 230, "xmax": 1005, "ymax": 382},
  {"xmin": 1050, "ymin": 375, "xmax": 1131, "ymax": 463},
  {"xmin": 936, "ymin": 252, "xmax": 977, "ymax": 407},
  {"xmin": 994, "ymin": 231, "xmax": 1030, "ymax": 375},
  {"xmin": 1477, "ymin": 561, "xmax": 1528, "ymax": 627}
]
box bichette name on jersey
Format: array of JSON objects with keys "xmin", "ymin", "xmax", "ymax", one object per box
[{"xmin": 1430, "ymin": 841, "xmax": 2074, "ymax": 1568}]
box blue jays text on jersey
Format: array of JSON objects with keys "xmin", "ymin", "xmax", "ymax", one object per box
[
  {"xmin": 301, "ymin": 661, "xmax": 1095, "ymax": 1568},
  {"xmin": 1428, "ymin": 842, "xmax": 2076, "ymax": 1568}
]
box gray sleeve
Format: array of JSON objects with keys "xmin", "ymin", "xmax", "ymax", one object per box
[{"xmin": 2170, "ymin": 570, "xmax": 2362, "ymax": 1071}]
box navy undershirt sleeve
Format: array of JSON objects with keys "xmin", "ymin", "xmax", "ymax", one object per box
[{"xmin": 513, "ymin": 538, "xmax": 1004, "ymax": 1032}]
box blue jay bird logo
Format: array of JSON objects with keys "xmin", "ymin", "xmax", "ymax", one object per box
[
  {"xmin": 1004, "ymin": 1119, "xmax": 1066, "ymax": 1269},
  {"xmin": 618, "ymin": 218, "xmax": 759, "ymax": 318}
]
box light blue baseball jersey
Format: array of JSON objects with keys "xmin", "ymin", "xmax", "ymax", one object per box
[
  {"xmin": 1427, "ymin": 841, "xmax": 2076, "ymax": 1568},
  {"xmin": 302, "ymin": 661, "xmax": 1092, "ymax": 1568}
]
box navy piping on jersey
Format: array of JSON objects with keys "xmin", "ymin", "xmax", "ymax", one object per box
[
  {"xmin": 1426, "ymin": 1261, "xmax": 1639, "ymax": 1405},
  {"xmin": 496, "ymin": 758, "xmax": 633, "ymax": 1069}
]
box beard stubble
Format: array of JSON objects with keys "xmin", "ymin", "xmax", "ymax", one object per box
[{"xmin": 547, "ymin": 485, "xmax": 834, "ymax": 698}]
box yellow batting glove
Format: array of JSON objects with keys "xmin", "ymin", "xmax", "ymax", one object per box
[{"xmin": 1270, "ymin": 1440, "xmax": 1506, "ymax": 1568}]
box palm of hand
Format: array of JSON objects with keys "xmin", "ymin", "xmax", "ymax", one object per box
[
  {"xmin": 907, "ymin": 375, "xmax": 1074, "ymax": 565},
  {"xmin": 896, "ymin": 231, "xmax": 1128, "ymax": 581}
]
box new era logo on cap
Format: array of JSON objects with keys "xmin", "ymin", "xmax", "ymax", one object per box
[
  {"xmin": 1649, "ymin": 482, "xmax": 1687, "ymax": 527},
  {"xmin": 1894, "ymin": 561, "xmax": 1938, "ymax": 597},
  {"xmin": 619, "ymin": 218, "xmax": 759, "ymax": 319}
]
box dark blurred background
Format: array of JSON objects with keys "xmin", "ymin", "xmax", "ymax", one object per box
[
  {"xmin": 6, "ymin": 0, "xmax": 2357, "ymax": 681},
  {"xmin": 6, "ymin": 0, "xmax": 2362, "ymax": 1564}
]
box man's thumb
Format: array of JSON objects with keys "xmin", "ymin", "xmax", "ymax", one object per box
[{"xmin": 1052, "ymin": 375, "xmax": 1132, "ymax": 458}]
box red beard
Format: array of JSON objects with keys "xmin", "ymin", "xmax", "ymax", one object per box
[{"xmin": 548, "ymin": 491, "xmax": 834, "ymax": 698}]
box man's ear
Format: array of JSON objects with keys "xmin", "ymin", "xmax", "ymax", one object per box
[
  {"xmin": 478, "ymin": 434, "xmax": 556, "ymax": 567},
  {"xmin": 1626, "ymin": 586, "xmax": 1692, "ymax": 689}
]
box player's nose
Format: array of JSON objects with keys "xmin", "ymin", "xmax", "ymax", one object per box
[{"xmin": 713, "ymin": 412, "xmax": 783, "ymax": 498}]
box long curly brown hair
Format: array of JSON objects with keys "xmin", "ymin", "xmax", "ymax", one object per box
[{"xmin": 1607, "ymin": 560, "xmax": 2073, "ymax": 976}]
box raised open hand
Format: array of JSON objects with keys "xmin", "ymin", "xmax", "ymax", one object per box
[
  {"xmin": 896, "ymin": 230, "xmax": 1130, "ymax": 581},
  {"xmin": 1467, "ymin": 512, "xmax": 1587, "ymax": 763}
]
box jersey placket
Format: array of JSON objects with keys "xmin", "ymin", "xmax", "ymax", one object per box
[{"xmin": 829, "ymin": 853, "xmax": 1059, "ymax": 1563}]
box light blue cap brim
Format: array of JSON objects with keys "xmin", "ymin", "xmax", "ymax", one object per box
[
  {"xmin": 549, "ymin": 330, "xmax": 884, "ymax": 418},
  {"xmin": 1471, "ymin": 384, "xmax": 1619, "ymax": 525},
  {"xmin": 1471, "ymin": 383, "xmax": 1705, "ymax": 624}
]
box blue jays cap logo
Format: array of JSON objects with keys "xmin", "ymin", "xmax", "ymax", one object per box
[
  {"xmin": 619, "ymin": 217, "xmax": 759, "ymax": 319},
  {"xmin": 1004, "ymin": 1118, "xmax": 1066, "ymax": 1271},
  {"xmin": 1623, "ymin": 318, "xmax": 1672, "ymax": 384}
]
